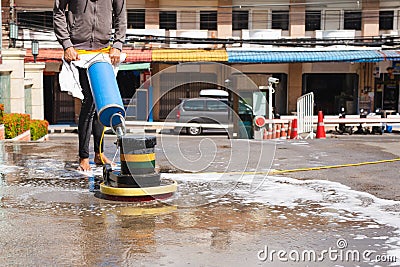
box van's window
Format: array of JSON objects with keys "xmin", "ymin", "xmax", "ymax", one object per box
[
  {"xmin": 206, "ymin": 100, "xmax": 228, "ymax": 111},
  {"xmin": 239, "ymin": 101, "xmax": 253, "ymax": 114},
  {"xmin": 183, "ymin": 100, "xmax": 205, "ymax": 111}
]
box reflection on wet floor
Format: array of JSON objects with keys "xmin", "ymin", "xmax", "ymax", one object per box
[{"xmin": 0, "ymin": 141, "xmax": 400, "ymax": 266}]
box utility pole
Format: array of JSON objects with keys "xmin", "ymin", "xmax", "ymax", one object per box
[{"xmin": 10, "ymin": 0, "xmax": 15, "ymax": 22}]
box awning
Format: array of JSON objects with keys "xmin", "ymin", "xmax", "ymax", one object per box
[
  {"xmin": 152, "ymin": 49, "xmax": 228, "ymax": 62},
  {"xmin": 378, "ymin": 50, "xmax": 400, "ymax": 61},
  {"xmin": 226, "ymin": 49, "xmax": 400, "ymax": 63},
  {"xmin": 25, "ymin": 48, "xmax": 64, "ymax": 63},
  {"xmin": 23, "ymin": 48, "xmax": 400, "ymax": 64},
  {"xmin": 125, "ymin": 49, "xmax": 152, "ymax": 62},
  {"xmin": 119, "ymin": 63, "xmax": 150, "ymax": 71},
  {"xmin": 24, "ymin": 48, "xmax": 152, "ymax": 63}
]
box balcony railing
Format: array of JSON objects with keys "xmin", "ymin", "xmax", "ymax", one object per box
[
  {"xmin": 169, "ymin": 30, "xmax": 211, "ymax": 48},
  {"xmin": 126, "ymin": 29, "xmax": 166, "ymax": 48},
  {"xmin": 315, "ymin": 30, "xmax": 356, "ymax": 39}
]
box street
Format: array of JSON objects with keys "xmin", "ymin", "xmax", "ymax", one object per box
[{"xmin": 0, "ymin": 133, "xmax": 400, "ymax": 266}]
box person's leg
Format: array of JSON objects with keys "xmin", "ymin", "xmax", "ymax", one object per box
[{"xmin": 78, "ymin": 68, "xmax": 96, "ymax": 171}]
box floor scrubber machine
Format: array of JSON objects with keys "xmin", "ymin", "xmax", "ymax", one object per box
[{"xmin": 87, "ymin": 60, "xmax": 177, "ymax": 201}]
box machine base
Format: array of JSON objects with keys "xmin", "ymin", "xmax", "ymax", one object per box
[
  {"xmin": 108, "ymin": 171, "xmax": 161, "ymax": 188},
  {"xmin": 99, "ymin": 179, "xmax": 177, "ymax": 202}
]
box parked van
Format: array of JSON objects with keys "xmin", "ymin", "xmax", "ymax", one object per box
[
  {"xmin": 199, "ymin": 89, "xmax": 229, "ymax": 98},
  {"xmin": 175, "ymin": 90, "xmax": 253, "ymax": 136}
]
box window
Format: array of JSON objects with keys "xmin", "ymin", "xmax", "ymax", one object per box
[
  {"xmin": 344, "ymin": 11, "xmax": 362, "ymax": 30},
  {"xmin": 272, "ymin": 10, "xmax": 289, "ymax": 30},
  {"xmin": 183, "ymin": 100, "xmax": 205, "ymax": 111},
  {"xmin": 305, "ymin": 11, "xmax": 321, "ymax": 31},
  {"xmin": 232, "ymin": 10, "xmax": 249, "ymax": 30},
  {"xmin": 159, "ymin": 11, "xmax": 177, "ymax": 30},
  {"xmin": 127, "ymin": 9, "xmax": 145, "ymax": 29},
  {"xmin": 379, "ymin": 10, "xmax": 394, "ymax": 30},
  {"xmin": 206, "ymin": 100, "xmax": 228, "ymax": 111},
  {"xmin": 17, "ymin": 11, "xmax": 53, "ymax": 29},
  {"xmin": 200, "ymin": 11, "xmax": 217, "ymax": 30}
]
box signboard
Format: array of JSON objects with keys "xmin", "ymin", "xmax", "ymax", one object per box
[{"xmin": 252, "ymin": 92, "xmax": 267, "ymax": 116}]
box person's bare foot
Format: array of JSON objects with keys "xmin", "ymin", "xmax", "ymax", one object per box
[
  {"xmin": 94, "ymin": 153, "xmax": 114, "ymax": 166},
  {"xmin": 78, "ymin": 158, "xmax": 91, "ymax": 171}
]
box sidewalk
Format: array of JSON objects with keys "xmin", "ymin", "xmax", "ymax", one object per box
[
  {"xmin": 48, "ymin": 124, "xmax": 156, "ymax": 134},
  {"xmin": 48, "ymin": 124, "xmax": 78, "ymax": 134}
]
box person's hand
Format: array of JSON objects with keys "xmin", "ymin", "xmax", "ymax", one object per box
[
  {"xmin": 64, "ymin": 47, "xmax": 80, "ymax": 63},
  {"xmin": 109, "ymin": 47, "xmax": 121, "ymax": 66}
]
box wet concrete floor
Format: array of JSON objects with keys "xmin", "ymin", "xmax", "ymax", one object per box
[{"xmin": 0, "ymin": 133, "xmax": 399, "ymax": 266}]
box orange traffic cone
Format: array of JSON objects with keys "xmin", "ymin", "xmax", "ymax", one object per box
[
  {"xmin": 316, "ymin": 111, "xmax": 326, "ymax": 139},
  {"xmin": 276, "ymin": 123, "xmax": 281, "ymax": 139},
  {"xmin": 280, "ymin": 123, "xmax": 287, "ymax": 139},
  {"xmin": 263, "ymin": 128, "xmax": 268, "ymax": 140},
  {"xmin": 287, "ymin": 121, "xmax": 292, "ymax": 140},
  {"xmin": 272, "ymin": 124, "xmax": 276, "ymax": 139},
  {"xmin": 267, "ymin": 126, "xmax": 273, "ymax": 139},
  {"xmin": 290, "ymin": 119, "xmax": 299, "ymax": 139}
]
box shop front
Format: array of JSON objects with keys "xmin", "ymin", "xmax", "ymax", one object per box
[{"xmin": 374, "ymin": 63, "xmax": 400, "ymax": 113}]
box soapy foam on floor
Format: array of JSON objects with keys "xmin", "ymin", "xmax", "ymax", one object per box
[{"xmin": 162, "ymin": 172, "xmax": 400, "ymax": 259}]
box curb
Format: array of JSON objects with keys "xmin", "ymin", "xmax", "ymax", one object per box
[
  {"xmin": 48, "ymin": 127, "xmax": 147, "ymax": 135},
  {"xmin": 48, "ymin": 127, "xmax": 77, "ymax": 134},
  {"xmin": 0, "ymin": 124, "xmax": 4, "ymax": 140},
  {"xmin": 36, "ymin": 134, "xmax": 49, "ymax": 141},
  {"xmin": 10, "ymin": 130, "xmax": 31, "ymax": 141}
]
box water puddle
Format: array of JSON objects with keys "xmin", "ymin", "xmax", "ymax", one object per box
[{"xmin": 0, "ymin": 141, "xmax": 399, "ymax": 266}]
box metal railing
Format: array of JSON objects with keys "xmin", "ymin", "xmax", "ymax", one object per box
[{"xmin": 297, "ymin": 92, "xmax": 315, "ymax": 139}]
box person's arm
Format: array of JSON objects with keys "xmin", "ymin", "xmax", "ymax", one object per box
[
  {"xmin": 53, "ymin": 0, "xmax": 73, "ymax": 50},
  {"xmin": 53, "ymin": 0, "xmax": 79, "ymax": 62},
  {"xmin": 112, "ymin": 0, "xmax": 127, "ymax": 51},
  {"xmin": 109, "ymin": 0, "xmax": 127, "ymax": 65}
]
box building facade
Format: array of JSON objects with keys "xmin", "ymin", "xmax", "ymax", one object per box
[{"xmin": 1, "ymin": 0, "xmax": 400, "ymax": 123}]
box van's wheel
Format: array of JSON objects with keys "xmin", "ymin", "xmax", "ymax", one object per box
[{"xmin": 186, "ymin": 124, "xmax": 202, "ymax": 136}]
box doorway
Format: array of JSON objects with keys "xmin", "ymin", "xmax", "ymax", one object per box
[{"xmin": 303, "ymin": 73, "xmax": 359, "ymax": 114}]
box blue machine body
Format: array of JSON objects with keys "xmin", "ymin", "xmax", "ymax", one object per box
[{"xmin": 87, "ymin": 61, "xmax": 125, "ymax": 127}]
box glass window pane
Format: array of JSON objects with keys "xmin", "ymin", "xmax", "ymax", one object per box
[
  {"xmin": 206, "ymin": 100, "xmax": 228, "ymax": 111},
  {"xmin": 200, "ymin": 11, "xmax": 217, "ymax": 30},
  {"xmin": 183, "ymin": 100, "xmax": 205, "ymax": 111},
  {"xmin": 232, "ymin": 10, "xmax": 249, "ymax": 30},
  {"xmin": 272, "ymin": 10, "xmax": 289, "ymax": 31},
  {"xmin": 305, "ymin": 10, "xmax": 321, "ymax": 31},
  {"xmin": 344, "ymin": 11, "xmax": 362, "ymax": 30},
  {"xmin": 379, "ymin": 10, "xmax": 394, "ymax": 30},
  {"xmin": 127, "ymin": 9, "xmax": 145, "ymax": 29},
  {"xmin": 160, "ymin": 11, "xmax": 177, "ymax": 30},
  {"xmin": 17, "ymin": 11, "xmax": 53, "ymax": 29}
]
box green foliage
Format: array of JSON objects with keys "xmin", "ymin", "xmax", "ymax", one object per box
[
  {"xmin": 3, "ymin": 111, "xmax": 49, "ymax": 140},
  {"xmin": 3, "ymin": 113, "xmax": 31, "ymax": 139},
  {"xmin": 30, "ymin": 119, "xmax": 49, "ymax": 141}
]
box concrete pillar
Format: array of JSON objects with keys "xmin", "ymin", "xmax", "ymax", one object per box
[
  {"xmin": 24, "ymin": 79, "xmax": 33, "ymax": 116},
  {"xmin": 145, "ymin": 0, "xmax": 159, "ymax": 29},
  {"xmin": 288, "ymin": 63, "xmax": 303, "ymax": 113},
  {"xmin": 289, "ymin": 0, "xmax": 305, "ymax": 37},
  {"xmin": 24, "ymin": 62, "xmax": 46, "ymax": 120},
  {"xmin": 362, "ymin": 0, "xmax": 379, "ymax": 37},
  {"xmin": 0, "ymin": 67, "xmax": 12, "ymax": 112},
  {"xmin": 217, "ymin": 0, "xmax": 232, "ymax": 38},
  {"xmin": 1, "ymin": 49, "xmax": 26, "ymax": 113}
]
